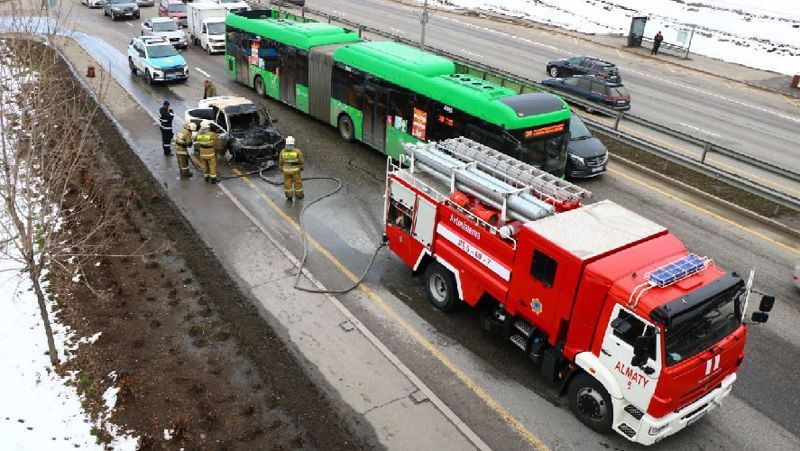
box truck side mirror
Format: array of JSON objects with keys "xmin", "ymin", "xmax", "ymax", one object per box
[
  {"xmin": 631, "ymin": 335, "xmax": 649, "ymax": 368},
  {"xmin": 751, "ymin": 311, "xmax": 769, "ymax": 323},
  {"xmin": 759, "ymin": 295, "xmax": 775, "ymax": 312}
]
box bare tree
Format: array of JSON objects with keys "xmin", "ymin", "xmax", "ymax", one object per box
[{"xmin": 0, "ymin": 16, "xmax": 116, "ymax": 366}]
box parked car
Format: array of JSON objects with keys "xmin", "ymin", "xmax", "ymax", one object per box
[
  {"xmin": 185, "ymin": 96, "xmax": 284, "ymax": 164},
  {"xmin": 102, "ymin": 0, "xmax": 140, "ymax": 20},
  {"xmin": 81, "ymin": 0, "xmax": 104, "ymax": 8},
  {"xmin": 135, "ymin": 0, "xmax": 155, "ymax": 6},
  {"xmin": 127, "ymin": 37, "xmax": 189, "ymax": 84},
  {"xmin": 546, "ymin": 56, "xmax": 621, "ymax": 82},
  {"xmin": 159, "ymin": 0, "xmax": 188, "ymax": 27},
  {"xmin": 141, "ymin": 17, "xmax": 188, "ymax": 49},
  {"xmin": 541, "ymin": 75, "xmax": 631, "ymax": 111},
  {"xmin": 793, "ymin": 262, "xmax": 800, "ymax": 290},
  {"xmin": 565, "ymin": 113, "xmax": 607, "ymax": 178}
]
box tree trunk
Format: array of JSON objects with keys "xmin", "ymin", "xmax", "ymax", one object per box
[{"xmin": 31, "ymin": 274, "xmax": 59, "ymax": 367}]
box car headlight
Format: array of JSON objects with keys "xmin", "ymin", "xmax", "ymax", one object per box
[
  {"xmin": 569, "ymin": 154, "xmax": 585, "ymax": 166},
  {"xmin": 648, "ymin": 424, "xmax": 669, "ymax": 436}
]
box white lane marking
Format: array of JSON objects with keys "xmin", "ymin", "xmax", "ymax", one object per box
[
  {"xmin": 390, "ymin": 27, "xmax": 405, "ymax": 35},
  {"xmin": 438, "ymin": 16, "xmax": 800, "ymax": 124},
  {"xmin": 461, "ymin": 49, "xmax": 484, "ymax": 59},
  {"xmin": 126, "ymin": 22, "xmax": 133, "ymax": 28},
  {"xmin": 678, "ymin": 122, "xmax": 722, "ymax": 138},
  {"xmin": 195, "ymin": 67, "xmax": 211, "ymax": 78}
]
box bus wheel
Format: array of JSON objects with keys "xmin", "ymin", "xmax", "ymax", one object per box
[
  {"xmin": 424, "ymin": 263, "xmax": 459, "ymax": 312},
  {"xmin": 338, "ymin": 114, "xmax": 355, "ymax": 142},
  {"xmin": 254, "ymin": 76, "xmax": 265, "ymax": 97},
  {"xmin": 568, "ymin": 373, "xmax": 613, "ymax": 433}
]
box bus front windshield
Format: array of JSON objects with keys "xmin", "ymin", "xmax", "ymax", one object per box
[
  {"xmin": 663, "ymin": 281, "xmax": 744, "ymax": 366},
  {"xmin": 510, "ymin": 125, "xmax": 569, "ymax": 175}
]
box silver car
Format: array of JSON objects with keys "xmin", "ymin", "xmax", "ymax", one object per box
[
  {"xmin": 141, "ymin": 17, "xmax": 188, "ymax": 49},
  {"xmin": 136, "ymin": 0, "xmax": 155, "ymax": 6},
  {"xmin": 102, "ymin": 0, "xmax": 140, "ymax": 20}
]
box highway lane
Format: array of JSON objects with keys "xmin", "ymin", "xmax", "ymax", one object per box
[
  {"xmin": 301, "ymin": 0, "xmax": 800, "ymax": 195},
  {"xmin": 46, "ymin": 3, "xmax": 800, "ymax": 449}
]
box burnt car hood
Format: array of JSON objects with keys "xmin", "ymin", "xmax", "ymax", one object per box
[
  {"xmin": 568, "ymin": 137, "xmax": 607, "ymax": 159},
  {"xmin": 230, "ymin": 125, "xmax": 282, "ymax": 147}
]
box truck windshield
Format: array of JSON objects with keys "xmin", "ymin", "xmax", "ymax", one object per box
[
  {"xmin": 664, "ymin": 282, "xmax": 744, "ymax": 366},
  {"xmin": 207, "ymin": 22, "xmax": 226, "ymax": 35},
  {"xmin": 152, "ymin": 22, "xmax": 178, "ymax": 32},
  {"xmin": 147, "ymin": 45, "xmax": 178, "ymax": 58}
]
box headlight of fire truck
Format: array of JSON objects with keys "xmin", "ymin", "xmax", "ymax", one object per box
[{"xmin": 649, "ymin": 423, "xmax": 669, "ymax": 437}]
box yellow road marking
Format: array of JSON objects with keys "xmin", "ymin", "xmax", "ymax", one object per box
[
  {"xmin": 781, "ymin": 95, "xmax": 800, "ymax": 108},
  {"xmin": 618, "ymin": 126, "xmax": 800, "ymax": 197},
  {"xmin": 609, "ymin": 168, "xmax": 800, "ymax": 255},
  {"xmin": 724, "ymin": 81, "xmax": 734, "ymax": 90},
  {"xmin": 573, "ymin": 37, "xmax": 577, "ymax": 45},
  {"xmin": 615, "ymin": 49, "xmax": 623, "ymax": 58},
  {"xmin": 232, "ymin": 169, "xmax": 551, "ymax": 451},
  {"xmin": 666, "ymin": 65, "xmax": 677, "ymax": 73}
]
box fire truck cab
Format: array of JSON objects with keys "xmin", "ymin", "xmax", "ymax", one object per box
[{"xmin": 384, "ymin": 138, "xmax": 774, "ymax": 445}]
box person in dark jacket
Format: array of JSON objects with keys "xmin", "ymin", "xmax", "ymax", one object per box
[
  {"xmin": 159, "ymin": 100, "xmax": 174, "ymax": 156},
  {"xmin": 651, "ymin": 31, "xmax": 664, "ymax": 55}
]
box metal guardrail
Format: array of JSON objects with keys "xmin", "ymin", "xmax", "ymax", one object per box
[{"xmin": 252, "ymin": 1, "xmax": 800, "ymax": 212}]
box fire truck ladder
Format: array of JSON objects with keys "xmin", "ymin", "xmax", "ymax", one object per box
[
  {"xmin": 437, "ymin": 137, "xmax": 592, "ymax": 209},
  {"xmin": 403, "ymin": 138, "xmax": 591, "ymax": 226}
]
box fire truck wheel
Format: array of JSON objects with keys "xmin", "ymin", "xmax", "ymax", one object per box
[
  {"xmin": 568, "ymin": 373, "xmax": 613, "ymax": 433},
  {"xmin": 424, "ymin": 263, "xmax": 459, "ymax": 312}
]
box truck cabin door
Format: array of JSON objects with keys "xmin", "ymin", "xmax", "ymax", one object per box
[
  {"xmin": 598, "ymin": 304, "xmax": 661, "ymax": 411},
  {"xmin": 510, "ymin": 247, "xmax": 562, "ymax": 327}
]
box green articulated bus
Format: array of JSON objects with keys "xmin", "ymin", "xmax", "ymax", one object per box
[{"xmin": 225, "ymin": 10, "xmax": 572, "ymax": 175}]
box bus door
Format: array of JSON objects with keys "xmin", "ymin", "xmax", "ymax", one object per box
[
  {"xmin": 363, "ymin": 80, "xmax": 388, "ymax": 153},
  {"xmin": 235, "ymin": 38, "xmax": 250, "ymax": 86},
  {"xmin": 280, "ymin": 47, "xmax": 297, "ymax": 107}
]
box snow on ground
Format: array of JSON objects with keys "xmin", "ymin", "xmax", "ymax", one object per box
[
  {"xmin": 0, "ymin": 258, "xmax": 138, "ymax": 450},
  {"xmin": 427, "ymin": 0, "xmax": 800, "ymax": 75}
]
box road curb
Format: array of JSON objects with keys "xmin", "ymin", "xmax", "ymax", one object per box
[{"xmin": 610, "ymin": 154, "xmax": 800, "ymax": 242}]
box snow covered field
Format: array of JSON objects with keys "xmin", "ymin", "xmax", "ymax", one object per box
[{"xmin": 427, "ymin": 0, "xmax": 800, "ymax": 75}]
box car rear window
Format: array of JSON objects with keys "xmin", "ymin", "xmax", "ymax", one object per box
[{"xmin": 611, "ymin": 86, "xmax": 629, "ymax": 97}]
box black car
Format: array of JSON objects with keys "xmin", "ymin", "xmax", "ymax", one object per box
[
  {"xmin": 566, "ymin": 113, "xmax": 607, "ymax": 178},
  {"xmin": 541, "ymin": 75, "xmax": 631, "ymax": 111},
  {"xmin": 546, "ymin": 56, "xmax": 620, "ymax": 82}
]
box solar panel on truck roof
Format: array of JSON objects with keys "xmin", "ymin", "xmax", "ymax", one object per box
[{"xmin": 647, "ymin": 254, "xmax": 708, "ymax": 287}]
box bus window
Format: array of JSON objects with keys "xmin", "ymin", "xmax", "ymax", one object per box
[
  {"xmin": 258, "ymin": 41, "xmax": 280, "ymax": 73},
  {"xmin": 332, "ymin": 65, "xmax": 365, "ymax": 109}
]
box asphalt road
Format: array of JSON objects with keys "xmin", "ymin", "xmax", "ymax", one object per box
[
  {"xmin": 32, "ymin": 2, "xmax": 800, "ymax": 449},
  {"xmin": 299, "ymin": 0, "xmax": 800, "ymax": 202}
]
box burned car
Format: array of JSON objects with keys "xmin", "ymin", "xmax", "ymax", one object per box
[{"xmin": 185, "ymin": 96, "xmax": 284, "ymax": 164}]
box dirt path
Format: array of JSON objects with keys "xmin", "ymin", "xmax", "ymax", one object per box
[{"xmin": 25, "ymin": 41, "xmax": 366, "ymax": 450}]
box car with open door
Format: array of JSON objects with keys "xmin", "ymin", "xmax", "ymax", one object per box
[{"xmin": 184, "ymin": 96, "xmax": 284, "ymax": 164}]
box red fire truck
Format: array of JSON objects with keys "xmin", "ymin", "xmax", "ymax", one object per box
[{"xmin": 383, "ymin": 138, "xmax": 774, "ymax": 445}]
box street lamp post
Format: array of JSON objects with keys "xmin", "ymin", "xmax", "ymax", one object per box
[{"xmin": 419, "ymin": 0, "xmax": 429, "ymax": 50}]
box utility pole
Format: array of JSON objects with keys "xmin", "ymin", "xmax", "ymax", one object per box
[{"xmin": 419, "ymin": 0, "xmax": 429, "ymax": 50}]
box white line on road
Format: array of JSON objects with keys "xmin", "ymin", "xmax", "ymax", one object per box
[
  {"xmin": 126, "ymin": 22, "xmax": 133, "ymax": 27},
  {"xmin": 195, "ymin": 67, "xmax": 211, "ymax": 78},
  {"xmin": 461, "ymin": 49, "xmax": 484, "ymax": 59},
  {"xmin": 678, "ymin": 122, "xmax": 722, "ymax": 138}
]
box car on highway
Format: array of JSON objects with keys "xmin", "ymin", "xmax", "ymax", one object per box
[
  {"xmin": 159, "ymin": 0, "xmax": 188, "ymax": 27},
  {"xmin": 546, "ymin": 56, "xmax": 621, "ymax": 82},
  {"xmin": 135, "ymin": 0, "xmax": 155, "ymax": 7},
  {"xmin": 566, "ymin": 113, "xmax": 607, "ymax": 178},
  {"xmin": 102, "ymin": 0, "xmax": 140, "ymax": 20},
  {"xmin": 794, "ymin": 262, "xmax": 800, "ymax": 290},
  {"xmin": 211, "ymin": 0, "xmax": 250, "ymax": 13},
  {"xmin": 127, "ymin": 37, "xmax": 189, "ymax": 84},
  {"xmin": 541, "ymin": 75, "xmax": 631, "ymax": 112},
  {"xmin": 141, "ymin": 17, "xmax": 188, "ymax": 49},
  {"xmin": 81, "ymin": 0, "xmax": 104, "ymax": 8},
  {"xmin": 185, "ymin": 96, "xmax": 284, "ymax": 164}
]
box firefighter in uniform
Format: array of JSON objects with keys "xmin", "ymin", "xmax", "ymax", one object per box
[
  {"xmin": 279, "ymin": 136, "xmax": 304, "ymax": 200},
  {"xmin": 173, "ymin": 122, "xmax": 196, "ymax": 178},
  {"xmin": 195, "ymin": 120, "xmax": 220, "ymax": 183},
  {"xmin": 158, "ymin": 100, "xmax": 174, "ymax": 155},
  {"xmin": 203, "ymin": 80, "xmax": 217, "ymax": 99}
]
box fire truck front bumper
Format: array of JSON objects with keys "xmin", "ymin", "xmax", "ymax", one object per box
[{"xmin": 625, "ymin": 372, "xmax": 736, "ymax": 446}]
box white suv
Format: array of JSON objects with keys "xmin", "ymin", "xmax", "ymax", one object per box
[
  {"xmin": 127, "ymin": 37, "xmax": 189, "ymax": 84},
  {"xmin": 141, "ymin": 17, "xmax": 188, "ymax": 49}
]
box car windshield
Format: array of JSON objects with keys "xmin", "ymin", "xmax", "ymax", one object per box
[
  {"xmin": 569, "ymin": 115, "xmax": 592, "ymax": 140},
  {"xmin": 228, "ymin": 110, "xmax": 266, "ymax": 130},
  {"xmin": 207, "ymin": 22, "xmax": 226, "ymax": 34},
  {"xmin": 147, "ymin": 44, "xmax": 178, "ymax": 58},
  {"xmin": 510, "ymin": 124, "xmax": 569, "ymax": 174},
  {"xmin": 611, "ymin": 86, "xmax": 629, "ymax": 97},
  {"xmin": 663, "ymin": 281, "xmax": 744, "ymax": 366},
  {"xmin": 167, "ymin": 3, "xmax": 186, "ymax": 12},
  {"xmin": 152, "ymin": 21, "xmax": 178, "ymax": 32},
  {"xmin": 110, "ymin": 0, "xmax": 130, "ymax": 4}
]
